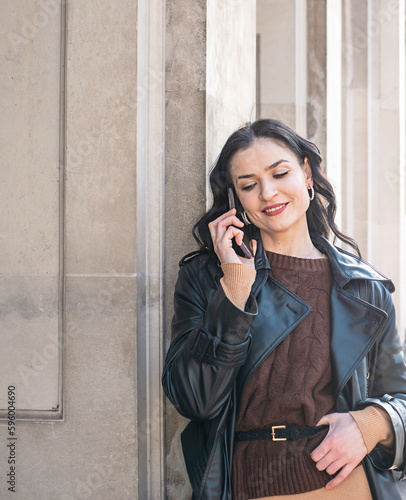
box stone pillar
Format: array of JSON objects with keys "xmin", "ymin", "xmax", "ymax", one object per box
[
  {"xmin": 136, "ymin": 0, "xmax": 166, "ymax": 498},
  {"xmin": 307, "ymin": 0, "xmax": 327, "ymax": 159},
  {"xmin": 366, "ymin": 0, "xmax": 405, "ymax": 339},
  {"xmin": 164, "ymin": 1, "xmax": 256, "ymax": 498},
  {"xmin": 165, "ymin": 0, "xmax": 207, "ymax": 491},
  {"xmin": 257, "ymin": 0, "xmax": 317, "ymax": 139},
  {"xmin": 342, "ymin": 0, "xmax": 405, "ymax": 340},
  {"xmin": 326, "ymin": 0, "xmax": 343, "ymax": 227},
  {"xmin": 206, "ymin": 0, "xmax": 256, "ymax": 193},
  {"xmin": 257, "ymin": 0, "xmax": 297, "ymax": 129},
  {"xmin": 342, "ymin": 0, "xmax": 369, "ymax": 252}
]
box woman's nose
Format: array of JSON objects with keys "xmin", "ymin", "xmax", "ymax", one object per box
[{"xmin": 259, "ymin": 181, "xmax": 278, "ymax": 201}]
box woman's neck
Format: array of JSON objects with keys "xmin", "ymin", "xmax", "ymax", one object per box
[{"xmin": 260, "ymin": 230, "xmax": 323, "ymax": 259}]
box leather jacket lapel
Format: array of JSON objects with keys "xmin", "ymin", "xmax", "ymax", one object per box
[
  {"xmin": 236, "ymin": 275, "xmax": 311, "ymax": 401},
  {"xmin": 329, "ymin": 282, "xmax": 388, "ymax": 402}
]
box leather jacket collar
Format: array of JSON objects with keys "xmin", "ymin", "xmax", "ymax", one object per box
[{"xmin": 254, "ymin": 234, "xmax": 395, "ymax": 292}]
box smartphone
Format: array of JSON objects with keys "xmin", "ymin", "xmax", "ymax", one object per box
[{"xmin": 227, "ymin": 187, "xmax": 254, "ymax": 259}]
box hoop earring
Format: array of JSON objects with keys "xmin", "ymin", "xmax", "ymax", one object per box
[
  {"xmin": 308, "ymin": 185, "xmax": 315, "ymax": 201},
  {"xmin": 241, "ymin": 211, "xmax": 251, "ymax": 225}
]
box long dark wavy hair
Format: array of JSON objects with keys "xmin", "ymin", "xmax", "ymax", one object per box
[{"xmin": 193, "ymin": 119, "xmax": 360, "ymax": 257}]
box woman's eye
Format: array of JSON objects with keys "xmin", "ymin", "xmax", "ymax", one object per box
[
  {"xmin": 274, "ymin": 171, "xmax": 288, "ymax": 179},
  {"xmin": 241, "ymin": 184, "xmax": 256, "ymax": 191}
]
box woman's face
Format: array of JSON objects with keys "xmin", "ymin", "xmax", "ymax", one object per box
[{"xmin": 230, "ymin": 138, "xmax": 313, "ymax": 247}]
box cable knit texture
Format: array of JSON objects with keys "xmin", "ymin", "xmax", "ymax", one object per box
[{"xmin": 232, "ymin": 252, "xmax": 334, "ymax": 499}]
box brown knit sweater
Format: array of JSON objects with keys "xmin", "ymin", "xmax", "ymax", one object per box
[
  {"xmin": 232, "ymin": 252, "xmax": 334, "ymax": 498},
  {"xmin": 220, "ymin": 253, "xmax": 394, "ymax": 500}
]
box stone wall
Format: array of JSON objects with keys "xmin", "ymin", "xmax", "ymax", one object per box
[{"xmin": 0, "ymin": 1, "xmax": 139, "ymax": 497}]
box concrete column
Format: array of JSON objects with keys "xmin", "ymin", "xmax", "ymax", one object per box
[
  {"xmin": 326, "ymin": 0, "xmax": 343, "ymax": 228},
  {"xmin": 206, "ymin": 0, "xmax": 256, "ymax": 195},
  {"xmin": 136, "ymin": 0, "xmax": 166, "ymax": 498},
  {"xmin": 257, "ymin": 0, "xmax": 310, "ymax": 136},
  {"xmin": 342, "ymin": 0, "xmax": 369, "ymax": 253},
  {"xmin": 307, "ymin": 0, "xmax": 327, "ymax": 159},
  {"xmin": 366, "ymin": 0, "xmax": 405, "ymax": 339},
  {"xmin": 257, "ymin": 0, "xmax": 296, "ymax": 129},
  {"xmin": 336, "ymin": 0, "xmax": 405, "ymax": 340},
  {"xmin": 164, "ymin": 1, "xmax": 256, "ymax": 498},
  {"xmin": 165, "ymin": 0, "xmax": 207, "ymax": 492},
  {"xmin": 165, "ymin": 0, "xmax": 208, "ymax": 495},
  {"xmin": 342, "ymin": 0, "xmax": 406, "ymax": 340},
  {"xmin": 257, "ymin": 0, "xmax": 327, "ymax": 154}
]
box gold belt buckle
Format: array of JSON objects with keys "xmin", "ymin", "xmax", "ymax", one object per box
[{"xmin": 271, "ymin": 425, "xmax": 286, "ymax": 441}]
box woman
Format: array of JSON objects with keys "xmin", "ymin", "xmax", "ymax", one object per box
[{"xmin": 162, "ymin": 119, "xmax": 406, "ymax": 500}]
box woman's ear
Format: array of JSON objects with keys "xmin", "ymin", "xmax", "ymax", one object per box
[{"xmin": 304, "ymin": 157, "xmax": 313, "ymax": 183}]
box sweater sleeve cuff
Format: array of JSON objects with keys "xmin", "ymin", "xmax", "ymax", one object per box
[
  {"xmin": 350, "ymin": 405, "xmax": 395, "ymax": 454},
  {"xmin": 220, "ymin": 263, "xmax": 257, "ymax": 311}
]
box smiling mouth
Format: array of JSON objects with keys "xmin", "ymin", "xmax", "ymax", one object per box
[{"xmin": 263, "ymin": 203, "xmax": 288, "ymax": 214}]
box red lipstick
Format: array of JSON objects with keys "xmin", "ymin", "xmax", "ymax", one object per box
[{"xmin": 262, "ymin": 202, "xmax": 289, "ymax": 216}]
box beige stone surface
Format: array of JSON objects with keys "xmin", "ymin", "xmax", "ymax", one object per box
[
  {"xmin": 206, "ymin": 0, "xmax": 257, "ymax": 173},
  {"xmin": 164, "ymin": 0, "xmax": 207, "ymax": 319},
  {"xmin": 257, "ymin": 0, "xmax": 296, "ymax": 128},
  {"xmin": 0, "ymin": 0, "xmax": 61, "ymax": 276},
  {"xmin": 0, "ymin": 0, "xmax": 140, "ymax": 498},
  {"xmin": 0, "ymin": 276, "xmax": 137, "ymax": 499},
  {"xmin": 307, "ymin": 0, "xmax": 326, "ymax": 158},
  {"xmin": 0, "ymin": 0, "xmax": 62, "ymax": 414},
  {"xmin": 365, "ymin": 1, "xmax": 405, "ymax": 338},
  {"xmin": 0, "ymin": 276, "xmax": 59, "ymax": 409},
  {"xmin": 342, "ymin": 0, "xmax": 368, "ymax": 251},
  {"xmin": 257, "ymin": 0, "xmax": 327, "ymax": 157},
  {"xmin": 65, "ymin": 0, "xmax": 137, "ymax": 275},
  {"xmin": 164, "ymin": 1, "xmax": 207, "ymax": 497}
]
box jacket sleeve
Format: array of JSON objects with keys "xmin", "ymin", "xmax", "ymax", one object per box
[
  {"xmin": 162, "ymin": 259, "xmax": 257, "ymax": 422},
  {"xmin": 359, "ymin": 291, "xmax": 406, "ymax": 477}
]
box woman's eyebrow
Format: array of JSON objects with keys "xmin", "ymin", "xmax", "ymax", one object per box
[{"xmin": 236, "ymin": 159, "xmax": 289, "ymax": 180}]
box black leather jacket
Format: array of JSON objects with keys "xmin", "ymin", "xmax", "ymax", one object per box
[{"xmin": 162, "ymin": 236, "xmax": 406, "ymax": 500}]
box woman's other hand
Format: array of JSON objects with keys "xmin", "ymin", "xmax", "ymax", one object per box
[
  {"xmin": 310, "ymin": 412, "xmax": 367, "ymax": 490},
  {"xmin": 208, "ymin": 209, "xmax": 256, "ymax": 267}
]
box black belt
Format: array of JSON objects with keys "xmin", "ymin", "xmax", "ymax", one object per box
[{"xmin": 234, "ymin": 424, "xmax": 329, "ymax": 442}]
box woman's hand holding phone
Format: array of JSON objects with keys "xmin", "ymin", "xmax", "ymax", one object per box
[{"xmin": 208, "ymin": 209, "xmax": 256, "ymax": 267}]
